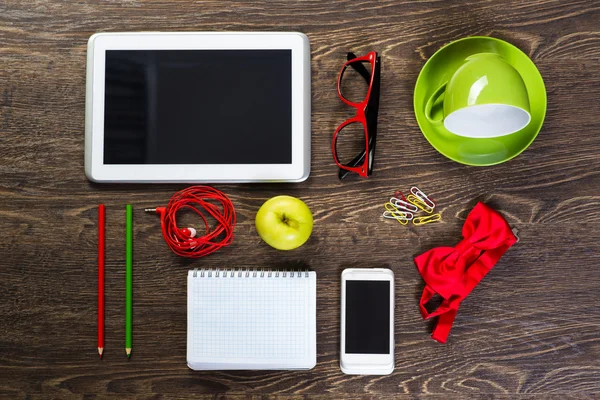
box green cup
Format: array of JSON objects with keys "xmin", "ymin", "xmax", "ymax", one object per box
[{"xmin": 425, "ymin": 53, "xmax": 531, "ymax": 138}]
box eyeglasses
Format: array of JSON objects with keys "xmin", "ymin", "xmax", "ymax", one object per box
[{"xmin": 332, "ymin": 51, "xmax": 381, "ymax": 179}]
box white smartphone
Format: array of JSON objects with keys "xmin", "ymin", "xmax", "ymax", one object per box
[{"xmin": 340, "ymin": 268, "xmax": 394, "ymax": 375}]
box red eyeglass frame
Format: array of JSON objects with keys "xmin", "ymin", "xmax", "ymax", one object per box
[{"xmin": 331, "ymin": 51, "xmax": 378, "ymax": 178}]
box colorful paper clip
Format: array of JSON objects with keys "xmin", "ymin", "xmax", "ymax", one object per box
[
  {"xmin": 413, "ymin": 213, "xmax": 442, "ymax": 226},
  {"xmin": 393, "ymin": 190, "xmax": 406, "ymax": 201},
  {"xmin": 390, "ymin": 197, "xmax": 419, "ymax": 213},
  {"xmin": 383, "ymin": 202, "xmax": 412, "ymax": 225},
  {"xmin": 410, "ymin": 186, "xmax": 436, "ymax": 209},
  {"xmin": 407, "ymin": 194, "xmax": 435, "ymax": 214},
  {"xmin": 384, "ymin": 202, "xmax": 413, "ymax": 220}
]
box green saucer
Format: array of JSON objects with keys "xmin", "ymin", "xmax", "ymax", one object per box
[{"xmin": 414, "ymin": 36, "xmax": 547, "ymax": 166}]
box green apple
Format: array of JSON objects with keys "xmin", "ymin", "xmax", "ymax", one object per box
[{"xmin": 255, "ymin": 195, "xmax": 313, "ymax": 250}]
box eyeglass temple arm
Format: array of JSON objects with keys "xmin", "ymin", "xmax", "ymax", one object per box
[{"xmin": 364, "ymin": 59, "xmax": 381, "ymax": 177}]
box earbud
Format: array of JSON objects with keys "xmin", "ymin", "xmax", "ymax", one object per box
[{"xmin": 181, "ymin": 227, "xmax": 197, "ymax": 238}]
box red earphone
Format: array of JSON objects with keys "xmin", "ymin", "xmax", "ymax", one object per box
[{"xmin": 146, "ymin": 186, "xmax": 236, "ymax": 258}]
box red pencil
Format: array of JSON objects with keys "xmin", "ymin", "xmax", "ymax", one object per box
[{"xmin": 98, "ymin": 204, "xmax": 105, "ymax": 358}]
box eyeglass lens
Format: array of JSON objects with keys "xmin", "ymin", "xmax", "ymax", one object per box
[
  {"xmin": 335, "ymin": 121, "xmax": 367, "ymax": 166},
  {"xmin": 339, "ymin": 60, "xmax": 372, "ymax": 104}
]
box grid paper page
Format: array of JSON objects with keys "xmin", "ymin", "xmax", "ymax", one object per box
[{"xmin": 187, "ymin": 270, "xmax": 316, "ymax": 370}]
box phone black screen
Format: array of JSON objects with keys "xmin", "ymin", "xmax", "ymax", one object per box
[
  {"xmin": 345, "ymin": 280, "xmax": 390, "ymax": 354},
  {"xmin": 103, "ymin": 50, "xmax": 292, "ymax": 165}
]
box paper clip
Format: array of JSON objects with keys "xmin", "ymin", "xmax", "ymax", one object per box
[
  {"xmin": 384, "ymin": 202, "xmax": 413, "ymax": 221},
  {"xmin": 390, "ymin": 197, "xmax": 419, "ymax": 213},
  {"xmin": 383, "ymin": 202, "xmax": 412, "ymax": 225},
  {"xmin": 393, "ymin": 190, "xmax": 406, "ymax": 201},
  {"xmin": 407, "ymin": 194, "xmax": 435, "ymax": 214},
  {"xmin": 412, "ymin": 213, "xmax": 441, "ymax": 226},
  {"xmin": 410, "ymin": 186, "xmax": 436, "ymax": 209},
  {"xmin": 383, "ymin": 211, "xmax": 411, "ymax": 225}
]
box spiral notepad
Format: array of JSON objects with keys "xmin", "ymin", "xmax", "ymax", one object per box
[{"xmin": 187, "ymin": 269, "xmax": 317, "ymax": 370}]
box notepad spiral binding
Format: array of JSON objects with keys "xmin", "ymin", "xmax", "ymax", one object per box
[{"xmin": 192, "ymin": 268, "xmax": 310, "ymax": 278}]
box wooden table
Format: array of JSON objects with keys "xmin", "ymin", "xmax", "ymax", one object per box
[{"xmin": 2, "ymin": 1, "xmax": 600, "ymax": 398}]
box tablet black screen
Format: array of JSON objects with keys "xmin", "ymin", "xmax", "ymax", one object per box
[{"xmin": 103, "ymin": 50, "xmax": 292, "ymax": 164}]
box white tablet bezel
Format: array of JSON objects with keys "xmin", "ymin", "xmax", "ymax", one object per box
[
  {"xmin": 85, "ymin": 32, "xmax": 310, "ymax": 183},
  {"xmin": 340, "ymin": 268, "xmax": 395, "ymax": 375}
]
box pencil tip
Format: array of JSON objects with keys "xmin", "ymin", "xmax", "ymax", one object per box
[
  {"xmin": 98, "ymin": 348, "xmax": 103, "ymax": 358},
  {"xmin": 126, "ymin": 348, "xmax": 131, "ymax": 357}
]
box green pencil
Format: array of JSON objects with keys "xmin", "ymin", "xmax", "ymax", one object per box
[{"xmin": 125, "ymin": 204, "xmax": 133, "ymax": 358}]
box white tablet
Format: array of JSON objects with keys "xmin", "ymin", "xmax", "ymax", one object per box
[{"xmin": 85, "ymin": 32, "xmax": 311, "ymax": 183}]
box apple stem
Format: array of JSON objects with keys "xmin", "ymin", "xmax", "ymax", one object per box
[{"xmin": 277, "ymin": 212, "xmax": 299, "ymax": 229}]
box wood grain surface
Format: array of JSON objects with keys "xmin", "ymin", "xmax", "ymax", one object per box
[{"xmin": 1, "ymin": 0, "xmax": 600, "ymax": 398}]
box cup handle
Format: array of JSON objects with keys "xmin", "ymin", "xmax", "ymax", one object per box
[{"xmin": 424, "ymin": 82, "xmax": 447, "ymax": 123}]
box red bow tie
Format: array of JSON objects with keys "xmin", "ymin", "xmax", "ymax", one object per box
[{"xmin": 414, "ymin": 202, "xmax": 517, "ymax": 343}]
